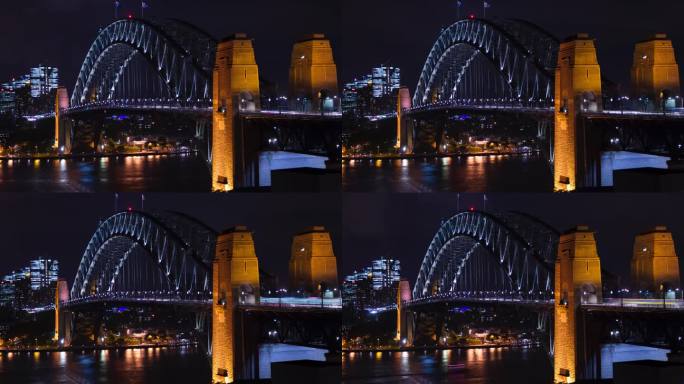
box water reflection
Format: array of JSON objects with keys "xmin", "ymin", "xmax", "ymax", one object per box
[
  {"xmin": 0, "ymin": 346, "xmax": 211, "ymax": 383},
  {"xmin": 343, "ymin": 153, "xmax": 552, "ymax": 192},
  {"xmin": 0, "ymin": 153, "xmax": 210, "ymax": 192},
  {"xmin": 342, "ymin": 347, "xmax": 552, "ymax": 383}
]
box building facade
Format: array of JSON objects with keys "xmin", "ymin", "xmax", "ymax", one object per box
[
  {"xmin": 29, "ymin": 66, "xmax": 59, "ymax": 98},
  {"xmin": 342, "ymin": 257, "xmax": 401, "ymax": 312},
  {"xmin": 0, "ymin": 258, "xmax": 59, "ymax": 309},
  {"xmin": 343, "ymin": 65, "xmax": 401, "ymax": 117},
  {"xmin": 0, "ymin": 65, "xmax": 59, "ymax": 117}
]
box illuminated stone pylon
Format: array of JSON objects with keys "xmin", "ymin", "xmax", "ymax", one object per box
[
  {"xmin": 289, "ymin": 226, "xmax": 338, "ymax": 294},
  {"xmin": 212, "ymin": 226, "xmax": 261, "ymax": 384},
  {"xmin": 554, "ymin": 34, "xmax": 602, "ymax": 192},
  {"xmin": 554, "ymin": 226, "xmax": 602, "ymax": 383},
  {"xmin": 54, "ymin": 279, "xmax": 71, "ymax": 346},
  {"xmin": 212, "ymin": 34, "xmax": 261, "ymax": 192},
  {"xmin": 54, "ymin": 87, "xmax": 69, "ymax": 150},
  {"xmin": 631, "ymin": 226, "xmax": 680, "ymax": 295},
  {"xmin": 631, "ymin": 34, "xmax": 680, "ymax": 110},
  {"xmin": 396, "ymin": 87, "xmax": 412, "ymax": 152},
  {"xmin": 288, "ymin": 34, "xmax": 338, "ymax": 113},
  {"xmin": 395, "ymin": 278, "xmax": 411, "ymax": 342}
]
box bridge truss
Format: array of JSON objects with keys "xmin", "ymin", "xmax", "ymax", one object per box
[
  {"xmin": 412, "ymin": 18, "xmax": 559, "ymax": 109},
  {"xmin": 70, "ymin": 18, "xmax": 217, "ymax": 110},
  {"xmin": 70, "ymin": 210, "xmax": 217, "ymax": 303},
  {"xmin": 412, "ymin": 210, "xmax": 559, "ymax": 302}
]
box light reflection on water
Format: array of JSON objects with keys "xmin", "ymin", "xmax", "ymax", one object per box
[
  {"xmin": 0, "ymin": 346, "xmax": 211, "ymax": 383},
  {"xmin": 0, "ymin": 344, "xmax": 328, "ymax": 382},
  {"xmin": 342, "ymin": 153, "xmax": 552, "ymax": 192},
  {"xmin": 342, "ymin": 347, "xmax": 552, "ymax": 383},
  {"xmin": 0, "ymin": 153, "xmax": 210, "ymax": 192}
]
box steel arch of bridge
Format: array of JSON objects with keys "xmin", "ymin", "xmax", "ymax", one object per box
[
  {"xmin": 70, "ymin": 18, "xmax": 217, "ymax": 108},
  {"xmin": 412, "ymin": 18, "xmax": 559, "ymax": 107},
  {"xmin": 413, "ymin": 210, "xmax": 559, "ymax": 301},
  {"xmin": 70, "ymin": 210, "xmax": 217, "ymax": 300}
]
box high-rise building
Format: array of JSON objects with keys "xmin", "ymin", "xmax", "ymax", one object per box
[
  {"xmin": 0, "ymin": 76, "xmax": 30, "ymax": 115},
  {"xmin": 0, "ymin": 267, "xmax": 31, "ymax": 309},
  {"xmin": 369, "ymin": 258, "xmax": 401, "ymax": 290},
  {"xmin": 0, "ymin": 85, "xmax": 15, "ymax": 114},
  {"xmin": 29, "ymin": 258, "xmax": 59, "ymax": 291},
  {"xmin": 370, "ymin": 66, "xmax": 401, "ymax": 98},
  {"xmin": 343, "ymin": 257, "xmax": 401, "ymax": 311},
  {"xmin": 0, "ymin": 258, "xmax": 59, "ymax": 309},
  {"xmin": 342, "ymin": 77, "xmax": 371, "ymax": 115},
  {"xmin": 0, "ymin": 66, "xmax": 58, "ymax": 117},
  {"xmin": 342, "ymin": 270, "xmax": 373, "ymax": 311},
  {"xmin": 29, "ymin": 66, "xmax": 59, "ymax": 98},
  {"xmin": 343, "ymin": 65, "xmax": 401, "ymax": 116},
  {"xmin": 0, "ymin": 276, "xmax": 16, "ymax": 307}
]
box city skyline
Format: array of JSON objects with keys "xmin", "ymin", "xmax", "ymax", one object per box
[
  {"xmin": 0, "ymin": 0, "xmax": 341, "ymax": 92},
  {"xmin": 341, "ymin": 0, "xmax": 684, "ymax": 89},
  {"xmin": 0, "ymin": 193, "xmax": 342, "ymax": 289},
  {"xmin": 343, "ymin": 193, "xmax": 684, "ymax": 285}
]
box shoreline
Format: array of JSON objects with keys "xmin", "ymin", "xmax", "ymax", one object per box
[
  {"xmin": 0, "ymin": 342, "xmax": 198, "ymax": 354},
  {"xmin": 342, "ymin": 150, "xmax": 540, "ymax": 161},
  {"xmin": 342, "ymin": 342, "xmax": 541, "ymax": 353},
  {"xmin": 0, "ymin": 150, "xmax": 198, "ymax": 161}
]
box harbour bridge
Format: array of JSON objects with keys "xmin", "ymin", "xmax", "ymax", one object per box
[
  {"xmin": 389, "ymin": 209, "xmax": 684, "ymax": 383},
  {"xmin": 378, "ymin": 17, "xmax": 684, "ymax": 191},
  {"xmin": 45, "ymin": 210, "xmax": 340, "ymax": 383},
  {"xmin": 44, "ymin": 17, "xmax": 341, "ymax": 191}
]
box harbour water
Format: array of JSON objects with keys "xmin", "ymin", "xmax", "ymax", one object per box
[
  {"xmin": 342, "ymin": 347, "xmax": 553, "ymax": 383},
  {"xmin": 342, "ymin": 153, "xmax": 552, "ymax": 192},
  {"xmin": 0, "ymin": 153, "xmax": 210, "ymax": 192}
]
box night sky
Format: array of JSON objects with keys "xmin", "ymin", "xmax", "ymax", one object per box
[
  {"xmin": 0, "ymin": 193, "xmax": 342, "ymax": 289},
  {"xmin": 343, "ymin": 193, "xmax": 684, "ymax": 286},
  {"xmin": 0, "ymin": 0, "xmax": 341, "ymax": 92},
  {"xmin": 341, "ymin": 0, "xmax": 684, "ymax": 90}
]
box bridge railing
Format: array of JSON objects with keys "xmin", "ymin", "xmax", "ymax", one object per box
[
  {"xmin": 259, "ymin": 296, "xmax": 341, "ymax": 309},
  {"xmin": 61, "ymin": 100, "xmax": 342, "ymax": 118},
  {"xmin": 67, "ymin": 99, "xmax": 212, "ymax": 114},
  {"xmin": 62, "ymin": 292, "xmax": 341, "ymax": 309},
  {"xmin": 591, "ymin": 297, "xmax": 684, "ymax": 310},
  {"xmin": 409, "ymin": 98, "xmax": 554, "ymax": 113},
  {"xmin": 66, "ymin": 291, "xmax": 212, "ymax": 306},
  {"xmin": 406, "ymin": 97, "xmax": 684, "ymax": 118},
  {"xmin": 408, "ymin": 291, "xmax": 554, "ymax": 307}
]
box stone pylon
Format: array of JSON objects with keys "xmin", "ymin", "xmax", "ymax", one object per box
[
  {"xmin": 212, "ymin": 34, "xmax": 260, "ymax": 192},
  {"xmin": 554, "ymin": 34, "xmax": 602, "ymax": 192}
]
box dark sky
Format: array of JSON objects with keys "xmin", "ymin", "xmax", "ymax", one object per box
[
  {"xmin": 0, "ymin": 0, "xmax": 341, "ymax": 92},
  {"xmin": 0, "ymin": 193, "xmax": 341, "ymax": 289},
  {"xmin": 341, "ymin": 0, "xmax": 684, "ymax": 90},
  {"xmin": 343, "ymin": 193, "xmax": 684, "ymax": 287}
]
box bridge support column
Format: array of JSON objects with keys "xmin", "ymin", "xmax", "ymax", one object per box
[
  {"xmin": 396, "ymin": 87, "xmax": 412, "ymax": 153},
  {"xmin": 288, "ymin": 34, "xmax": 339, "ymax": 113},
  {"xmin": 554, "ymin": 226, "xmax": 603, "ymax": 383},
  {"xmin": 212, "ymin": 34, "xmax": 261, "ymax": 192},
  {"xmin": 406, "ymin": 310, "xmax": 415, "ymax": 347},
  {"xmin": 212, "ymin": 226, "xmax": 261, "ymax": 384},
  {"xmin": 631, "ymin": 34, "xmax": 680, "ymax": 111},
  {"xmin": 289, "ymin": 226, "xmax": 338, "ymax": 295},
  {"xmin": 396, "ymin": 279, "xmax": 411, "ymax": 344},
  {"xmin": 631, "ymin": 226, "xmax": 680, "ymax": 296},
  {"xmin": 54, "ymin": 279, "xmax": 72, "ymax": 347},
  {"xmin": 554, "ymin": 34, "xmax": 603, "ymax": 192},
  {"xmin": 54, "ymin": 87, "xmax": 70, "ymax": 152}
]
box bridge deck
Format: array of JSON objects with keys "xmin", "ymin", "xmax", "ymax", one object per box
[{"xmin": 403, "ymin": 296, "xmax": 684, "ymax": 313}]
